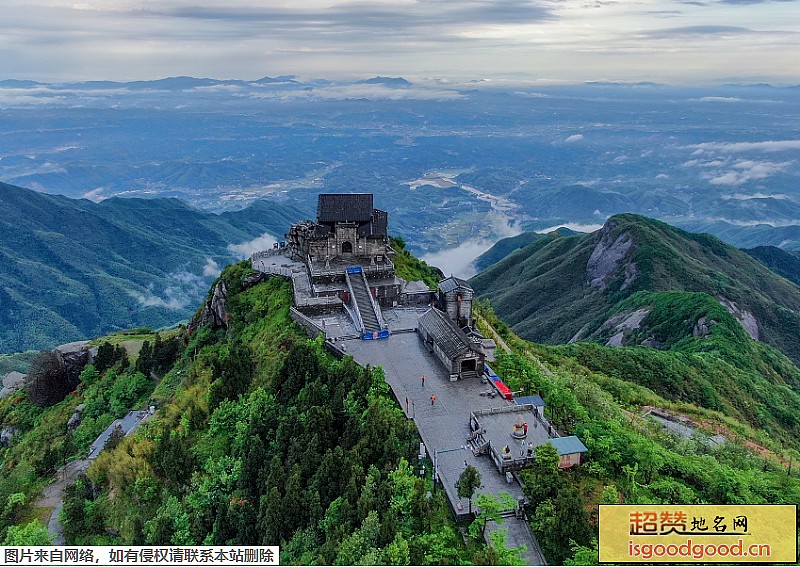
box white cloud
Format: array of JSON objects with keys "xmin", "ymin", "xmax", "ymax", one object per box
[
  {"xmin": 421, "ymin": 239, "xmax": 494, "ymax": 280},
  {"xmin": 696, "ymin": 96, "xmax": 743, "ymax": 103},
  {"xmin": 228, "ymin": 232, "xmax": 277, "ymax": 258},
  {"xmin": 655, "ymin": 173, "xmax": 669, "ymax": 179},
  {"xmin": 203, "ymin": 258, "xmax": 221, "ymax": 277},
  {"xmin": 704, "ymin": 217, "xmax": 800, "ymax": 227},
  {"xmin": 690, "ymin": 140, "xmax": 800, "ymax": 153},
  {"xmin": 250, "ymin": 83, "xmax": 465, "ymax": 101},
  {"xmin": 721, "ymin": 192, "xmax": 791, "ymax": 200},
  {"xmin": 536, "ymin": 222, "xmax": 604, "ymax": 234},
  {"xmin": 708, "ymin": 159, "xmax": 791, "ymax": 186},
  {"xmin": 564, "ymin": 134, "xmax": 584, "ymax": 143},
  {"xmin": 133, "ymin": 291, "xmax": 187, "ymax": 310},
  {"xmin": 81, "ymin": 187, "xmax": 106, "ymax": 201}
]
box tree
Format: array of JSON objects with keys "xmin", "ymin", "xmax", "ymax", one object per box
[
  {"xmin": 104, "ymin": 423, "xmax": 126, "ymax": 451},
  {"xmin": 482, "ymin": 528, "xmax": 526, "ymax": 566},
  {"xmin": 136, "ymin": 340, "xmax": 154, "ymax": 377},
  {"xmin": 533, "ymin": 485, "xmax": 593, "ymax": 564},
  {"xmin": 469, "ymin": 491, "xmax": 517, "ymax": 539},
  {"xmin": 2, "ymin": 520, "xmax": 54, "ymax": 545},
  {"xmin": 93, "ymin": 342, "xmax": 116, "ymax": 373},
  {"xmin": 61, "ymin": 474, "xmax": 102, "ymax": 543},
  {"xmin": 455, "ymin": 465, "xmax": 481, "ymax": 515},
  {"xmin": 520, "ymin": 442, "xmax": 561, "ymax": 508},
  {"xmin": 564, "ymin": 540, "xmax": 599, "ymax": 566},
  {"xmin": 79, "ymin": 364, "xmax": 100, "ymax": 386},
  {"xmin": 208, "ymin": 339, "xmax": 253, "ymax": 410}
]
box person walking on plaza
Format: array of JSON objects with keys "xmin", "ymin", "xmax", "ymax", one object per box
[
  {"xmin": 430, "ymin": 394, "xmax": 436, "ymax": 406},
  {"xmin": 422, "ymin": 374, "xmax": 426, "ymax": 387}
]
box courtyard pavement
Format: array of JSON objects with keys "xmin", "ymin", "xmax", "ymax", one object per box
[{"xmin": 339, "ymin": 327, "xmax": 547, "ymax": 565}]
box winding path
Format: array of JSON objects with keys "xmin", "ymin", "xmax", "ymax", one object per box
[{"xmin": 35, "ymin": 410, "xmax": 152, "ymax": 544}]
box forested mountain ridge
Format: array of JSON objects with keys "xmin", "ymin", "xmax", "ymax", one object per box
[
  {"xmin": 0, "ymin": 182, "xmax": 304, "ymax": 353},
  {"xmin": 0, "ymin": 263, "xmax": 525, "ymax": 564},
  {"xmin": 0, "ymin": 254, "xmax": 799, "ymax": 563},
  {"xmin": 471, "ymin": 213, "xmax": 800, "ymax": 366}
]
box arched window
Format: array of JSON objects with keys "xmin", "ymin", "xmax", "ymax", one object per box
[{"xmin": 341, "ymin": 241, "xmax": 353, "ymax": 254}]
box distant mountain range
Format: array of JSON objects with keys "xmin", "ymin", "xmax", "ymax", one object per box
[
  {"xmin": 471, "ymin": 214, "xmax": 800, "ymax": 366},
  {"xmin": 0, "ymin": 75, "xmax": 406, "ymax": 91},
  {"xmin": 0, "ymin": 182, "xmax": 305, "ymax": 353},
  {"xmin": 2, "ymin": 77, "xmax": 800, "ymax": 256}
]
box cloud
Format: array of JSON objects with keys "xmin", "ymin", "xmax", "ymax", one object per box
[
  {"xmin": 535, "ymin": 222, "xmax": 604, "ymax": 233},
  {"xmin": 642, "ymin": 25, "xmax": 754, "ymax": 39},
  {"xmin": 133, "ymin": 290, "xmax": 187, "ymax": 310},
  {"xmin": 696, "ymin": 96, "xmax": 743, "ymax": 102},
  {"xmin": 228, "ymin": 232, "xmax": 277, "ymax": 258},
  {"xmin": 421, "ymin": 239, "xmax": 495, "ymax": 280},
  {"xmin": 132, "ymin": 266, "xmax": 217, "ymax": 309},
  {"xmin": 708, "ymin": 159, "xmax": 792, "ymax": 185},
  {"xmin": 717, "ymin": 0, "xmax": 795, "ymax": 4},
  {"xmin": 81, "ymin": 187, "xmax": 106, "ymax": 201},
  {"xmin": 203, "ymin": 258, "xmax": 221, "ymax": 277},
  {"xmin": 722, "ymin": 192, "xmax": 790, "ymax": 200},
  {"xmin": 564, "ymin": 134, "xmax": 584, "ymax": 143},
  {"xmin": 704, "ymin": 217, "xmax": 800, "ymax": 227},
  {"xmin": 512, "ymin": 91, "xmax": 550, "ymax": 98},
  {"xmin": 689, "ymin": 140, "xmax": 800, "ymax": 153},
  {"xmin": 250, "ymin": 83, "xmax": 465, "ymax": 101}
]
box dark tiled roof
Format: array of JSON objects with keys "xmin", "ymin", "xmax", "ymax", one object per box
[
  {"xmin": 438, "ymin": 276, "xmax": 472, "ymax": 294},
  {"xmin": 357, "ymin": 209, "xmax": 388, "ymax": 238},
  {"xmin": 418, "ymin": 307, "xmax": 473, "ymax": 360},
  {"xmin": 312, "ymin": 224, "xmax": 331, "ymax": 237},
  {"xmin": 318, "ymin": 193, "xmax": 374, "ymax": 223}
]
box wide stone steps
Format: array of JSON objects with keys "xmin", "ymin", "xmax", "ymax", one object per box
[{"xmin": 349, "ymin": 273, "xmax": 382, "ymax": 333}]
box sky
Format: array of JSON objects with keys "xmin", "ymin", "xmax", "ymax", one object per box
[{"xmin": 0, "ymin": 0, "xmax": 798, "ymax": 85}]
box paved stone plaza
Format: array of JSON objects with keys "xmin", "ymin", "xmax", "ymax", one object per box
[{"xmin": 338, "ymin": 327, "xmax": 546, "ymax": 564}]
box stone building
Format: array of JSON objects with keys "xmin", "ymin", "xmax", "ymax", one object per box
[
  {"xmin": 288, "ymin": 194, "xmax": 392, "ymax": 266},
  {"xmin": 438, "ymin": 276, "xmax": 474, "ymax": 328},
  {"xmin": 418, "ymin": 307, "xmax": 485, "ymax": 380},
  {"xmin": 286, "ymin": 193, "xmax": 401, "ymax": 308}
]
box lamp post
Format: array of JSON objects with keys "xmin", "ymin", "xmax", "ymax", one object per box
[{"xmin": 433, "ymin": 445, "xmax": 467, "ymax": 494}]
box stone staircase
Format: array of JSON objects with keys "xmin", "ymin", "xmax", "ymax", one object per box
[{"xmin": 347, "ymin": 270, "xmax": 382, "ymax": 334}]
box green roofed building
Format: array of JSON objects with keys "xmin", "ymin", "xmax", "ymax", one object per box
[{"xmin": 546, "ymin": 435, "xmax": 589, "ymax": 468}]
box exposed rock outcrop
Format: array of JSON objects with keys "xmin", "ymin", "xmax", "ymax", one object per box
[
  {"xmin": 192, "ymin": 279, "xmax": 230, "ymax": 330},
  {"xmin": 54, "ymin": 342, "xmax": 91, "ymax": 385},
  {"xmin": 692, "ymin": 316, "xmax": 717, "ymax": 338},
  {"xmin": 639, "ymin": 336, "xmax": 663, "ymax": 349},
  {"xmin": 67, "ymin": 403, "xmax": 86, "ymax": 431},
  {"xmin": 1, "ymin": 426, "xmax": 18, "ymax": 448},
  {"xmin": 587, "ymin": 221, "xmax": 636, "ymax": 290},
  {"xmin": 0, "ymin": 371, "xmax": 27, "ymax": 399},
  {"xmin": 191, "ymin": 272, "xmax": 270, "ymax": 331},
  {"xmin": 719, "ymin": 298, "xmax": 759, "ymax": 341}
]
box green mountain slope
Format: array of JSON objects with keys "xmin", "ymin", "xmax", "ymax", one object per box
[
  {"xmin": 474, "ymin": 228, "xmax": 581, "ymax": 272},
  {"xmin": 0, "ymin": 264, "xmax": 516, "ymax": 564},
  {"xmin": 471, "ymin": 214, "xmax": 800, "ymax": 365},
  {"xmin": 479, "ymin": 312, "xmax": 800, "ymax": 562},
  {"xmin": 745, "ymin": 245, "xmax": 800, "ymax": 287},
  {"xmin": 0, "ymin": 182, "xmax": 303, "ymax": 353},
  {"xmin": 1, "ymin": 254, "xmax": 799, "ymax": 563}
]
